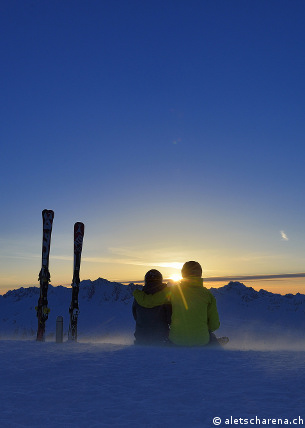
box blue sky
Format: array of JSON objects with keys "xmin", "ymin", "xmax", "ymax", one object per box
[{"xmin": 1, "ymin": 0, "xmax": 305, "ymax": 293}]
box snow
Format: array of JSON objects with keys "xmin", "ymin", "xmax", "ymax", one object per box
[
  {"xmin": 1, "ymin": 340, "xmax": 305, "ymax": 427},
  {"xmin": 1, "ymin": 279, "xmax": 305, "ymax": 427}
]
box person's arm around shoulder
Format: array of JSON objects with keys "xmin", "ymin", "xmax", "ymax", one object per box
[
  {"xmin": 207, "ymin": 293, "xmax": 220, "ymax": 332},
  {"xmin": 133, "ymin": 287, "xmax": 170, "ymax": 308}
]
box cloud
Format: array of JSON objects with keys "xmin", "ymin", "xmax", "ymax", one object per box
[
  {"xmin": 203, "ymin": 273, "xmax": 305, "ymax": 282},
  {"xmin": 280, "ymin": 230, "xmax": 289, "ymax": 241},
  {"xmin": 104, "ymin": 247, "xmax": 185, "ymax": 270},
  {"xmin": 82, "ymin": 256, "xmax": 183, "ymax": 270}
]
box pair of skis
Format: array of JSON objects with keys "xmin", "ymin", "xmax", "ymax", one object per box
[{"xmin": 36, "ymin": 210, "xmax": 85, "ymax": 342}]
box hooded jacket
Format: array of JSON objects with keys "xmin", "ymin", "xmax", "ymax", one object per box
[{"xmin": 133, "ymin": 278, "xmax": 220, "ymax": 346}]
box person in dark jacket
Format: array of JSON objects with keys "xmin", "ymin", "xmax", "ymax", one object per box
[{"xmin": 132, "ymin": 269, "xmax": 172, "ymax": 345}]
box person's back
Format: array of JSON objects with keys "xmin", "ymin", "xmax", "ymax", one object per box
[
  {"xmin": 133, "ymin": 261, "xmax": 220, "ymax": 346},
  {"xmin": 132, "ymin": 270, "xmax": 172, "ymax": 345},
  {"xmin": 169, "ymin": 277, "xmax": 219, "ymax": 346}
]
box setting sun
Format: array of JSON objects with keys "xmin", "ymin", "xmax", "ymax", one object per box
[{"xmin": 169, "ymin": 273, "xmax": 182, "ymax": 282}]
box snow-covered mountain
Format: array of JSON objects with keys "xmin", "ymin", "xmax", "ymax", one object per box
[
  {"xmin": 1, "ymin": 279, "xmax": 305, "ymax": 348},
  {"xmin": 0, "ymin": 278, "xmax": 139, "ymax": 341},
  {"xmin": 211, "ymin": 282, "xmax": 305, "ymax": 348}
]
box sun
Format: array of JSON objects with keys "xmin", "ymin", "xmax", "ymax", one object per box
[{"xmin": 169, "ymin": 273, "xmax": 182, "ymax": 282}]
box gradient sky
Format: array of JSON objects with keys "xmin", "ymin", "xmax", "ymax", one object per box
[{"xmin": 1, "ymin": 0, "xmax": 305, "ymax": 294}]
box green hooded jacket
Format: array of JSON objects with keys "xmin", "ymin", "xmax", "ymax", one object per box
[{"xmin": 133, "ymin": 278, "xmax": 220, "ymax": 346}]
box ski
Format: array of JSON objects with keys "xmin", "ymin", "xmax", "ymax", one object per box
[
  {"xmin": 36, "ymin": 209, "xmax": 54, "ymax": 341},
  {"xmin": 68, "ymin": 222, "xmax": 85, "ymax": 341}
]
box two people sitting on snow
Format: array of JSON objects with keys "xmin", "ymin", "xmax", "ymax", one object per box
[{"xmin": 132, "ymin": 261, "xmax": 220, "ymax": 346}]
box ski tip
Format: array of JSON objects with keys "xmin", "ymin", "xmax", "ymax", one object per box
[
  {"xmin": 74, "ymin": 222, "xmax": 85, "ymax": 232},
  {"xmin": 42, "ymin": 209, "xmax": 55, "ymax": 218}
]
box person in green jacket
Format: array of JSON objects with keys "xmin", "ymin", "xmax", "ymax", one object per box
[{"xmin": 133, "ymin": 261, "xmax": 220, "ymax": 346}]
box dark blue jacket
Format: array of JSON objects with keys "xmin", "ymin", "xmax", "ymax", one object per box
[{"xmin": 132, "ymin": 298, "xmax": 172, "ymax": 345}]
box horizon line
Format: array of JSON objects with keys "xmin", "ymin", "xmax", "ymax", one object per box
[
  {"xmin": 2, "ymin": 272, "xmax": 304, "ymax": 293},
  {"xmin": 120, "ymin": 272, "xmax": 305, "ymax": 284}
]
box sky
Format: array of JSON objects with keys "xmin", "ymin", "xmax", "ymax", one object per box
[{"xmin": 1, "ymin": 0, "xmax": 305, "ymax": 294}]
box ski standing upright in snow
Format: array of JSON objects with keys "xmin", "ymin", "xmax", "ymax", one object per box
[
  {"xmin": 68, "ymin": 222, "xmax": 85, "ymax": 341},
  {"xmin": 36, "ymin": 209, "xmax": 54, "ymax": 341}
]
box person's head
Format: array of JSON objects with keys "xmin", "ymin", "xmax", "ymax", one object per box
[
  {"xmin": 143, "ymin": 269, "xmax": 164, "ymax": 294},
  {"xmin": 181, "ymin": 261, "xmax": 202, "ymax": 279}
]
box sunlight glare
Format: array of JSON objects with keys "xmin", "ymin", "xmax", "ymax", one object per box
[{"xmin": 169, "ymin": 273, "xmax": 182, "ymax": 282}]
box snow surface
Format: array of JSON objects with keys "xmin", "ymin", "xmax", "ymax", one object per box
[
  {"xmin": 1, "ymin": 279, "xmax": 305, "ymax": 427},
  {"xmin": 1, "ymin": 341, "xmax": 305, "ymax": 427}
]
